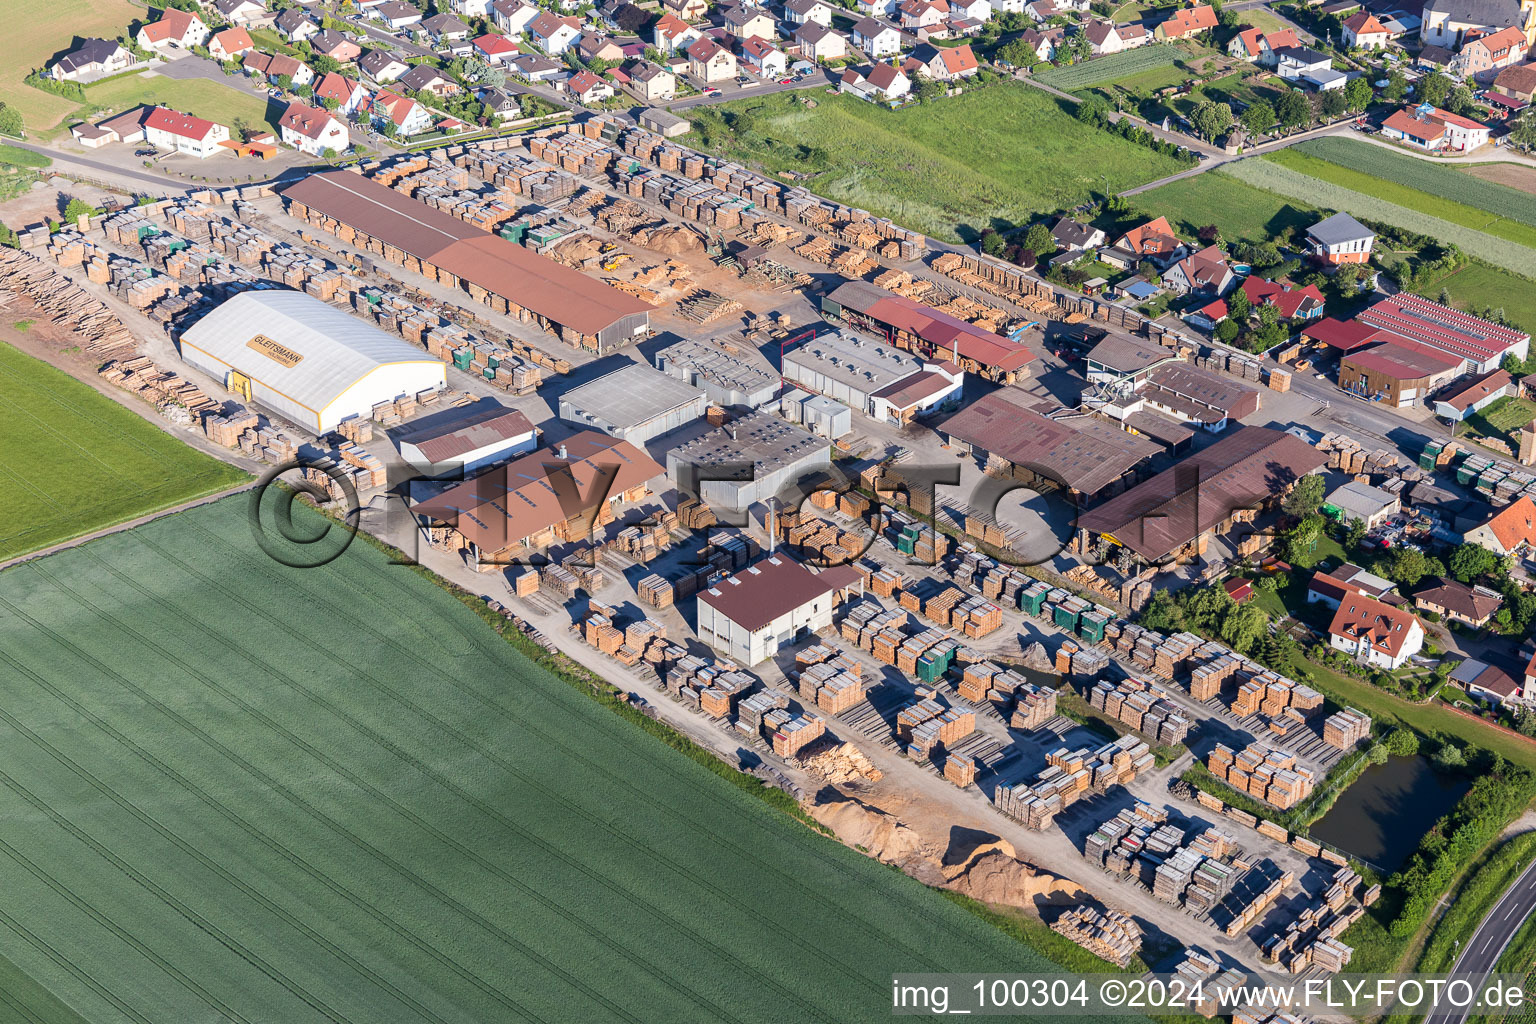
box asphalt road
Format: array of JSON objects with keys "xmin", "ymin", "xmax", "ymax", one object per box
[
  {"xmin": 1423, "ymin": 855, "xmax": 1536, "ymax": 1024},
  {"xmin": 0, "ymin": 139, "xmax": 191, "ymax": 192}
]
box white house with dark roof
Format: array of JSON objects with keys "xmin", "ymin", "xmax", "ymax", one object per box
[
  {"xmin": 214, "ymin": 0, "xmax": 270, "ymax": 26},
  {"xmin": 852, "ymin": 16, "xmax": 904, "ymax": 55},
  {"xmin": 50, "ymin": 39, "xmax": 133, "ymax": 80},
  {"xmin": 492, "ymin": 0, "xmax": 542, "ymax": 35},
  {"xmin": 1307, "ymin": 212, "xmax": 1374, "ymax": 265},
  {"xmin": 696, "ymin": 556, "xmax": 854, "ymax": 663},
  {"xmin": 785, "ymin": 0, "xmax": 835, "ymax": 26},
  {"xmin": 359, "ymin": 49, "xmax": 410, "ymax": 82},
  {"xmin": 794, "ymin": 21, "xmax": 848, "ymax": 59}
]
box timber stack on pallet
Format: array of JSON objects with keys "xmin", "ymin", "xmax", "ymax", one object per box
[
  {"xmin": 793, "ymin": 644, "xmax": 868, "ymax": 715},
  {"xmin": 1050, "ymin": 906, "xmax": 1142, "ymax": 969},
  {"xmin": 1322, "ymin": 707, "xmax": 1370, "ymax": 749},
  {"xmin": 1087, "ymin": 677, "xmax": 1191, "ymax": 746},
  {"xmin": 994, "ymin": 737, "xmax": 1152, "ymax": 830},
  {"xmin": 958, "ymin": 662, "xmax": 1057, "ymax": 729},
  {"xmin": 1206, "ymin": 742, "xmax": 1317, "ymax": 810},
  {"xmin": 943, "ymin": 751, "xmax": 977, "ymax": 787}
]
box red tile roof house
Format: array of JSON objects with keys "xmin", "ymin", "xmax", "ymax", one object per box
[
  {"xmin": 1241, "ymin": 276, "xmax": 1326, "ymax": 320},
  {"xmin": 1226, "ymin": 27, "xmax": 1298, "ymax": 65},
  {"xmin": 1162, "ymin": 244, "xmax": 1236, "ymax": 297},
  {"xmin": 1341, "ymin": 11, "xmax": 1391, "ymax": 47},
  {"xmin": 1329, "ymin": 592, "xmax": 1424, "ymax": 669},
  {"xmin": 243, "ymin": 51, "xmax": 315, "ymax": 87},
  {"xmin": 137, "ymin": 7, "xmax": 212, "ymax": 50},
  {"xmin": 687, "ymin": 36, "xmax": 739, "ymax": 82},
  {"xmin": 1383, "ymin": 103, "xmax": 1492, "ymax": 152},
  {"xmin": 565, "ymin": 68, "xmax": 616, "ymax": 104},
  {"xmin": 839, "ymin": 61, "xmax": 912, "ymax": 101},
  {"xmin": 740, "ymin": 36, "xmax": 788, "ymax": 76},
  {"xmin": 919, "ymin": 41, "xmax": 979, "ymax": 79},
  {"xmin": 1455, "ymin": 25, "xmax": 1527, "ymax": 83},
  {"xmin": 1464, "ymin": 495, "xmax": 1536, "ymax": 557},
  {"xmin": 209, "ymin": 28, "xmax": 256, "ymax": 63},
  {"xmin": 278, "ymin": 101, "xmax": 350, "ymax": 155},
  {"xmin": 1433, "ymin": 367, "xmax": 1512, "ymax": 422},
  {"xmin": 472, "ymin": 33, "xmax": 522, "ymax": 63},
  {"xmin": 140, "ymin": 107, "xmax": 230, "ymax": 158},
  {"xmin": 370, "ymin": 90, "xmax": 434, "ymax": 135},
  {"xmin": 1101, "ymin": 216, "xmax": 1187, "ymax": 270},
  {"xmin": 313, "ymin": 72, "xmax": 371, "ymax": 116},
  {"xmin": 1155, "ymin": 3, "xmax": 1218, "ymax": 39}
]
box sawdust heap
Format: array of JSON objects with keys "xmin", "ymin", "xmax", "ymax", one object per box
[
  {"xmin": 1020, "ymin": 642, "xmax": 1056, "ymax": 676},
  {"xmin": 808, "ymin": 791, "xmax": 930, "ymax": 870},
  {"xmin": 638, "ymin": 223, "xmax": 704, "ymax": 254},
  {"xmin": 797, "ymin": 741, "xmax": 882, "ymax": 786}
]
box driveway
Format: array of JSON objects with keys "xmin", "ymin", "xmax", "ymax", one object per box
[{"xmin": 153, "ymin": 56, "xmax": 271, "ymax": 100}]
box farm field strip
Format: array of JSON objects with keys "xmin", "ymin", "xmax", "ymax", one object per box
[
  {"xmin": 0, "ymin": 341, "xmax": 249, "ymax": 561},
  {"xmin": 0, "ymin": 498, "xmax": 1078, "ymax": 1024},
  {"xmin": 3, "ymin": 0, "xmax": 141, "ymax": 133},
  {"xmin": 1224, "ymin": 157, "xmax": 1536, "ymax": 277},
  {"xmin": 1036, "ymin": 44, "xmax": 1181, "ymax": 90},
  {"xmin": 1295, "ymin": 137, "xmax": 1536, "ymax": 227},
  {"xmin": 1130, "ymin": 168, "xmax": 1320, "ymax": 245},
  {"xmin": 1266, "ymin": 148, "xmax": 1536, "ymax": 249}
]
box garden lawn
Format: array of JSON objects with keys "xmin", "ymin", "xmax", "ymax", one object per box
[
  {"xmin": 686, "ymin": 85, "xmax": 1188, "ymax": 241},
  {"xmin": 0, "ymin": 496, "xmax": 1115, "ymax": 1024},
  {"xmin": 0, "ymin": 145, "xmax": 50, "ymax": 169},
  {"xmin": 0, "ymin": 341, "xmax": 249, "ymax": 561},
  {"xmin": 1467, "ymin": 396, "xmax": 1536, "ymax": 446},
  {"xmin": 1127, "ymin": 167, "xmax": 1319, "ymax": 244},
  {"xmin": 84, "ymin": 73, "xmax": 279, "ymax": 134},
  {"xmin": 1266, "ymin": 148, "xmax": 1536, "ymax": 250},
  {"xmin": 1407, "ymin": 262, "xmax": 1536, "ymax": 335},
  {"xmin": 0, "ymin": 0, "xmax": 140, "ymax": 134}
]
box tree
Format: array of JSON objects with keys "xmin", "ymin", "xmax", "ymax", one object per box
[
  {"xmin": 1191, "ymin": 100, "xmax": 1233, "ymax": 141},
  {"xmin": 1215, "ymin": 318, "xmax": 1240, "ymax": 343},
  {"xmin": 277, "ymin": 74, "xmax": 294, "ymax": 91},
  {"xmin": 321, "ymin": 146, "xmax": 337, "ymax": 160},
  {"xmin": 978, "ymin": 228, "xmax": 1006, "ymax": 256},
  {"xmin": 1140, "ymin": 590, "xmax": 1186, "ymax": 633},
  {"xmin": 1511, "ymin": 111, "xmax": 1536, "ymax": 152},
  {"xmin": 1420, "ymin": 71, "xmax": 1452, "ymax": 108},
  {"xmin": 1448, "ymin": 542, "xmax": 1498, "ymax": 582},
  {"xmin": 1024, "ymin": 222, "xmax": 1054, "ymax": 260},
  {"xmin": 1075, "ymin": 95, "xmax": 1110, "ymax": 128},
  {"xmin": 295, "ymin": 83, "xmax": 313, "ymax": 97},
  {"xmin": 1321, "ymin": 88, "xmax": 1348, "ymax": 118},
  {"xmin": 1386, "ymin": 728, "xmax": 1420, "ymax": 757},
  {"xmin": 1281, "ymin": 513, "xmax": 1326, "ymax": 568},
  {"xmin": 311, "ymin": 53, "xmax": 341, "ymax": 75},
  {"xmin": 1015, "ymin": 248, "xmax": 1037, "ymax": 268},
  {"xmin": 1434, "ymin": 744, "xmax": 1466, "ymax": 768},
  {"xmin": 1197, "ymin": 224, "xmax": 1220, "ymax": 244},
  {"xmin": 1282, "ymin": 473, "xmax": 1325, "ymax": 518},
  {"xmin": 1384, "ymin": 69, "xmax": 1407, "ymax": 102},
  {"xmin": 1276, "ymin": 88, "xmax": 1311, "ymax": 130},
  {"xmin": 1220, "ymin": 602, "xmax": 1269, "ymax": 656},
  {"xmin": 1344, "ymin": 75, "xmax": 1373, "ymax": 112},
  {"xmin": 1384, "ymin": 547, "xmax": 1433, "ymax": 588},
  {"xmin": 63, "ymin": 197, "xmax": 98, "ymax": 224},
  {"xmin": 0, "ymin": 103, "xmax": 22, "ymax": 138},
  {"xmin": 1344, "ymin": 516, "xmax": 1368, "ymax": 550},
  {"xmin": 1241, "ymin": 99, "xmax": 1275, "ymax": 137},
  {"xmin": 320, "ymin": 95, "xmax": 340, "ymax": 110},
  {"xmin": 1448, "ymin": 85, "xmax": 1475, "ymax": 115},
  {"xmin": 1226, "ymin": 285, "xmax": 1251, "ymax": 322}
]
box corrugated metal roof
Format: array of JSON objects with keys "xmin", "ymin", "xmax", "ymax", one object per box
[{"xmin": 179, "ymin": 290, "xmax": 444, "ymax": 416}]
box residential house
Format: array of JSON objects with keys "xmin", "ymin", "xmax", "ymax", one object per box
[
  {"xmin": 138, "ymin": 7, "xmax": 212, "ymax": 49},
  {"xmin": 1434, "ymin": 367, "xmax": 1513, "ymax": 421},
  {"xmin": 687, "ymin": 36, "xmax": 739, "ymax": 79},
  {"xmin": 508, "ymin": 52, "xmax": 564, "ymax": 79},
  {"xmin": 1306, "ymin": 211, "xmax": 1374, "ymax": 264},
  {"xmin": 50, "ymin": 39, "xmax": 133, "ymax": 81},
  {"xmin": 624, "ymin": 60, "xmax": 677, "ymax": 99},
  {"xmin": 141, "ymin": 107, "xmax": 229, "ymax": 158},
  {"xmin": 794, "ymin": 21, "xmax": 848, "ymax": 59},
  {"xmin": 1011, "ymin": 27, "xmax": 1056, "ymax": 60},
  {"xmin": 421, "ymin": 12, "xmax": 473, "ymax": 41},
  {"xmin": 1493, "ymin": 61, "xmax": 1536, "ymax": 101},
  {"xmin": 1328, "ymin": 592, "xmax": 1424, "ymax": 669},
  {"xmin": 453, "ymin": 0, "xmax": 496, "ymax": 15},
  {"xmin": 900, "ymin": 0, "xmax": 950, "ymax": 31},
  {"xmin": 529, "ymin": 12, "xmax": 583, "ymax": 53},
  {"xmin": 566, "ymin": 68, "xmax": 616, "ymax": 103},
  {"xmin": 1163, "ymin": 244, "xmax": 1236, "ymax": 297},
  {"xmin": 243, "ymin": 51, "xmax": 315, "ymax": 86},
  {"xmin": 478, "ymin": 87, "xmax": 522, "ymax": 118},
  {"xmin": 1086, "ymin": 19, "xmax": 1151, "ymax": 53},
  {"xmin": 313, "ymin": 72, "xmax": 369, "ymax": 115},
  {"xmin": 1418, "ymin": 42, "xmax": 1459, "ymax": 67},
  {"xmin": 857, "ymin": 0, "xmax": 902, "ymax": 17},
  {"xmin": 723, "ymin": 4, "xmax": 778, "ymax": 40},
  {"xmin": 1308, "ymin": 563, "xmax": 1399, "ymax": 609},
  {"xmin": 209, "ymin": 28, "xmax": 256, "ymax": 63},
  {"xmin": 663, "ymin": 0, "xmax": 711, "ymax": 20},
  {"xmin": 1025, "ymin": 0, "xmax": 1058, "ymax": 19},
  {"xmin": 213, "ymin": 0, "xmax": 269, "ymax": 26},
  {"xmin": 311, "ymin": 29, "xmax": 363, "ymax": 62},
  {"xmin": 1116, "ymin": 21, "xmax": 1153, "ymax": 46},
  {"xmin": 374, "ymin": 1, "xmax": 425, "ymax": 31},
  {"xmin": 1420, "ymin": 0, "xmax": 1534, "ymax": 49},
  {"xmin": 359, "ymin": 49, "xmax": 410, "ymax": 82},
  {"xmin": 577, "ymin": 33, "xmax": 626, "ymax": 62},
  {"xmin": 371, "ymin": 90, "xmax": 434, "ymax": 134},
  {"xmin": 399, "ymin": 64, "xmax": 462, "ymax": 96},
  {"xmin": 840, "ymin": 61, "xmax": 912, "ymax": 100},
  {"xmin": 916, "ymin": 40, "xmax": 979, "ymax": 77},
  {"xmin": 654, "ymin": 12, "xmax": 701, "ymax": 51},
  {"xmin": 1382, "ymin": 102, "xmax": 1491, "ymax": 150},
  {"xmin": 1227, "ymin": 26, "xmax": 1295, "ymax": 60},
  {"xmin": 1414, "ymin": 576, "xmax": 1504, "ymax": 627},
  {"xmin": 273, "ymin": 7, "xmax": 319, "ymax": 43},
  {"xmin": 949, "ymin": 0, "xmax": 993, "ymax": 21},
  {"xmin": 1327, "ymin": 478, "xmax": 1401, "ymax": 529},
  {"xmin": 1275, "ymin": 45, "xmax": 1346, "ymax": 89},
  {"xmin": 852, "ymin": 17, "xmax": 903, "ymax": 55},
  {"xmin": 1339, "ymin": 10, "xmax": 1390, "ymax": 46},
  {"xmin": 785, "ymin": 0, "xmax": 835, "ymax": 26},
  {"xmin": 741, "ymin": 36, "xmax": 789, "ymax": 75},
  {"xmin": 492, "ymin": 0, "xmax": 542, "ymax": 35},
  {"xmin": 1453, "ymin": 659, "xmax": 1523, "ymax": 704},
  {"xmin": 1051, "ymin": 216, "xmax": 1105, "ymax": 253},
  {"xmin": 278, "ymin": 101, "xmax": 349, "ymax": 154},
  {"xmin": 1465, "ymin": 496, "xmax": 1536, "ymax": 555},
  {"xmin": 1155, "ymin": 3, "xmax": 1218, "ymax": 39},
  {"xmin": 473, "ymin": 33, "xmax": 522, "ymax": 63},
  {"xmin": 1101, "ymin": 216, "xmax": 1187, "ymax": 270},
  {"xmin": 1457, "ymin": 25, "xmax": 1528, "ymax": 81},
  {"xmin": 1241, "ymin": 276, "xmax": 1326, "ymax": 319}
]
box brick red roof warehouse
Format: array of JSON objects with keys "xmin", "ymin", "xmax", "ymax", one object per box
[
  {"xmin": 1330, "ymin": 592, "xmax": 1418, "ymax": 659},
  {"xmin": 826, "ymin": 280, "xmax": 1034, "ymax": 373},
  {"xmin": 281, "ymin": 171, "xmax": 652, "ymax": 338},
  {"xmin": 697, "ymin": 555, "xmax": 846, "ymax": 632},
  {"xmin": 1359, "ymin": 292, "xmax": 1530, "ymax": 366},
  {"xmin": 143, "ymin": 107, "xmax": 219, "ymax": 141},
  {"xmin": 1345, "ymin": 339, "xmax": 1462, "ymax": 380}
]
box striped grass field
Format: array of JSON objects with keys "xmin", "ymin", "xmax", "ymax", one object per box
[{"xmin": 0, "ymin": 496, "xmax": 1109, "ymax": 1024}]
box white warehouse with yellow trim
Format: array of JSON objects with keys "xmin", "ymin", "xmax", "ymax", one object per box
[{"xmin": 177, "ymin": 290, "xmax": 447, "ymax": 432}]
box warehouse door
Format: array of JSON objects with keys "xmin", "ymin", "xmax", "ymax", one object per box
[{"xmin": 226, "ymin": 370, "xmax": 252, "ymax": 401}]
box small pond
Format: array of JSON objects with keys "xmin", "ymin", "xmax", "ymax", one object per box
[{"xmin": 1309, "ymin": 754, "xmax": 1470, "ymax": 873}]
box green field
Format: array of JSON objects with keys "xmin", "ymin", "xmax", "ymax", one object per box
[
  {"xmin": 1266, "ymin": 148, "xmax": 1536, "ymax": 250},
  {"xmin": 0, "ymin": 496, "xmax": 1097, "ymax": 1023},
  {"xmin": 1128, "ymin": 167, "xmax": 1319, "ymax": 244},
  {"xmin": 2, "ymin": 0, "xmax": 140, "ymax": 134},
  {"xmin": 0, "ymin": 342, "xmax": 248, "ymax": 561},
  {"xmin": 686, "ymin": 85, "xmax": 1189, "ymax": 241},
  {"xmin": 1408, "ymin": 262, "xmax": 1536, "ymax": 334},
  {"xmin": 1036, "ymin": 45, "xmax": 1182, "ymax": 91},
  {"xmin": 1295, "ymin": 136, "xmax": 1536, "ymax": 227},
  {"xmin": 0, "ymin": 144, "xmax": 50, "ymax": 168},
  {"xmin": 85, "ymin": 72, "xmax": 280, "ymax": 134}
]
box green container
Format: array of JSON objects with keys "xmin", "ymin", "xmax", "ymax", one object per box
[
  {"xmin": 483, "ymin": 366, "xmax": 496, "ymax": 380},
  {"xmin": 452, "ymin": 349, "xmax": 472, "ymax": 370},
  {"xmin": 1079, "ymin": 612, "xmax": 1107, "ymax": 643},
  {"xmin": 897, "ymin": 537, "xmax": 916, "ymax": 555},
  {"xmin": 1053, "ymin": 603, "xmax": 1080, "ymax": 632},
  {"xmin": 915, "ymin": 655, "xmax": 944, "ymax": 683},
  {"xmin": 137, "ymin": 225, "xmax": 158, "ymax": 239},
  {"xmin": 1020, "ymin": 590, "xmax": 1046, "ymax": 616},
  {"xmin": 500, "ymin": 222, "xmax": 527, "ymax": 244},
  {"xmin": 1457, "ymin": 464, "xmax": 1479, "ymax": 486}
]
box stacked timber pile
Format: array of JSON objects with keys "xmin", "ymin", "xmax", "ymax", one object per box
[
  {"xmin": 1219, "ymin": 861, "xmax": 1293, "ymax": 937},
  {"xmin": 0, "ymin": 246, "xmax": 138, "ymax": 359},
  {"xmin": 793, "ymin": 643, "xmax": 869, "ymax": 715},
  {"xmin": 994, "ymin": 737, "xmax": 1151, "ymax": 829},
  {"xmin": 1050, "ymin": 906, "xmax": 1141, "ymax": 968},
  {"xmin": 1322, "ymin": 708, "xmax": 1370, "ymax": 749},
  {"xmin": 98, "ymin": 357, "xmax": 219, "ymax": 419},
  {"xmin": 956, "ymin": 662, "xmax": 1057, "ymax": 729},
  {"xmin": 896, "ymin": 696, "xmax": 975, "ymax": 760},
  {"xmin": 1316, "ymin": 432, "xmax": 1402, "ymax": 476},
  {"xmin": 1206, "ymin": 742, "xmax": 1316, "ymax": 810},
  {"xmin": 1087, "ymin": 677, "xmax": 1190, "ymax": 746}
]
